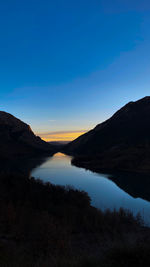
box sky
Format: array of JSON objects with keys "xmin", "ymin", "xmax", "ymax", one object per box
[{"xmin": 0, "ymin": 0, "xmax": 150, "ymax": 141}]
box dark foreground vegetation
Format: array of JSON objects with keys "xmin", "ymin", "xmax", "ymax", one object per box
[{"xmin": 0, "ymin": 173, "xmax": 150, "ymax": 267}]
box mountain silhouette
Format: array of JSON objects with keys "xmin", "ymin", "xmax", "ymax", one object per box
[
  {"xmin": 64, "ymin": 96, "xmax": 150, "ymax": 173},
  {"xmin": 0, "ymin": 111, "xmax": 56, "ymax": 159}
]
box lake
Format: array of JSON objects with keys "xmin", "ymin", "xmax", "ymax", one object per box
[{"xmin": 31, "ymin": 152, "xmax": 150, "ymax": 225}]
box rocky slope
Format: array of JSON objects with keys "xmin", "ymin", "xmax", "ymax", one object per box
[
  {"xmin": 0, "ymin": 111, "xmax": 56, "ymax": 159},
  {"xmin": 64, "ymin": 96, "xmax": 150, "ymax": 173}
]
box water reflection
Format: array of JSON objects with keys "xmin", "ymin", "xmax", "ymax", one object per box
[
  {"xmin": 31, "ymin": 153, "xmax": 150, "ymax": 225},
  {"xmin": 0, "ymin": 156, "xmax": 51, "ymax": 177}
]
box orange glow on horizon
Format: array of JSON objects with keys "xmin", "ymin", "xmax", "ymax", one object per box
[{"xmin": 38, "ymin": 130, "xmax": 86, "ymax": 142}]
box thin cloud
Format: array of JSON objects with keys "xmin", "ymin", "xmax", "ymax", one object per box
[
  {"xmin": 39, "ymin": 130, "xmax": 87, "ymax": 136},
  {"xmin": 37, "ymin": 130, "xmax": 87, "ymax": 142}
]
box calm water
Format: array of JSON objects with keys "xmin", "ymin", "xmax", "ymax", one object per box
[{"xmin": 31, "ymin": 153, "xmax": 150, "ymax": 225}]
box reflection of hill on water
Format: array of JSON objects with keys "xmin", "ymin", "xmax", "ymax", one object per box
[
  {"xmin": 0, "ymin": 156, "xmax": 51, "ymax": 177},
  {"xmin": 108, "ymin": 171, "xmax": 150, "ymax": 202},
  {"xmin": 72, "ymin": 157, "xmax": 150, "ymax": 203}
]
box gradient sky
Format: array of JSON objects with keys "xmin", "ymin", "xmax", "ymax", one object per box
[{"xmin": 0, "ymin": 0, "xmax": 150, "ymax": 141}]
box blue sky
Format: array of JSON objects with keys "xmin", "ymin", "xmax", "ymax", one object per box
[{"xmin": 0, "ymin": 0, "xmax": 150, "ymax": 140}]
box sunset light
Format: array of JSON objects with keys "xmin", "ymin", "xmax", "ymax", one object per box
[{"xmin": 38, "ymin": 130, "xmax": 86, "ymax": 142}]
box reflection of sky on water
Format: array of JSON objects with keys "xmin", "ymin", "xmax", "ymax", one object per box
[{"xmin": 31, "ymin": 153, "xmax": 150, "ymax": 225}]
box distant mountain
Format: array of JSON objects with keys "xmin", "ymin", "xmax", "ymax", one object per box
[
  {"xmin": 64, "ymin": 97, "xmax": 150, "ymax": 173},
  {"xmin": 49, "ymin": 141, "xmax": 70, "ymax": 145},
  {"xmin": 0, "ymin": 111, "xmax": 56, "ymax": 159},
  {"xmin": 49, "ymin": 141, "xmax": 70, "ymax": 150}
]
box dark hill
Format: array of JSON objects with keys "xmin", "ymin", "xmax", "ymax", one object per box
[
  {"xmin": 64, "ymin": 97, "xmax": 150, "ymax": 173},
  {"xmin": 0, "ymin": 111, "xmax": 56, "ymax": 158}
]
